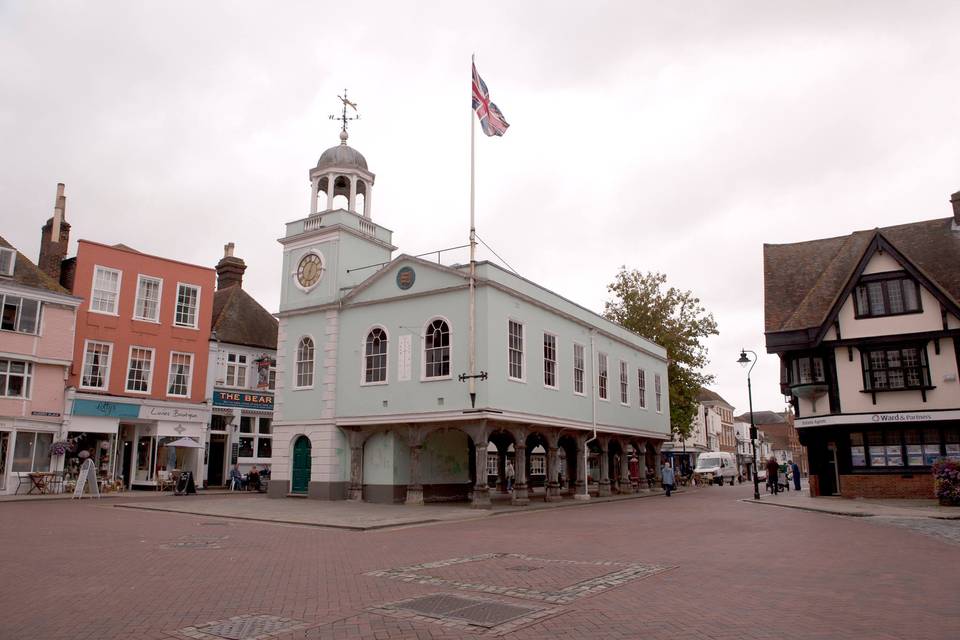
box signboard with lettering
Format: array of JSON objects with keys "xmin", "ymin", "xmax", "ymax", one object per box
[
  {"xmin": 796, "ymin": 410, "xmax": 960, "ymax": 429},
  {"xmin": 398, "ymin": 334, "xmax": 412, "ymax": 381},
  {"xmin": 231, "ymin": 442, "xmax": 239, "ymax": 465},
  {"xmin": 31, "ymin": 411, "xmax": 62, "ymax": 417},
  {"xmin": 213, "ymin": 390, "xmax": 274, "ymax": 411},
  {"xmin": 142, "ymin": 406, "xmax": 203, "ymax": 420},
  {"xmin": 72, "ymin": 399, "xmax": 140, "ymax": 418}
]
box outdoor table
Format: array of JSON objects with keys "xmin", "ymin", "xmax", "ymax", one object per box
[{"xmin": 27, "ymin": 472, "xmax": 57, "ymax": 495}]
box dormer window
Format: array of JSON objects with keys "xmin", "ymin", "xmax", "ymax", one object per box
[
  {"xmin": 853, "ymin": 272, "xmax": 921, "ymax": 318},
  {"xmin": 0, "ymin": 247, "xmax": 14, "ymax": 276}
]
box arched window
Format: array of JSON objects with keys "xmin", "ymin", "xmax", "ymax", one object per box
[
  {"xmin": 296, "ymin": 337, "xmax": 314, "ymax": 388},
  {"xmin": 424, "ymin": 319, "xmax": 450, "ymax": 378},
  {"xmin": 364, "ymin": 327, "xmax": 388, "ymax": 383}
]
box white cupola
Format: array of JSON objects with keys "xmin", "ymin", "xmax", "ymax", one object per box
[{"xmin": 309, "ymin": 129, "xmax": 376, "ymax": 218}]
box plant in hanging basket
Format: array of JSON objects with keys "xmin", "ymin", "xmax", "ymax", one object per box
[
  {"xmin": 932, "ymin": 459, "xmax": 960, "ymax": 506},
  {"xmin": 49, "ymin": 440, "xmax": 76, "ymax": 456}
]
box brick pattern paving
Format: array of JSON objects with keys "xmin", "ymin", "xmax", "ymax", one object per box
[{"xmin": 0, "ymin": 485, "xmax": 958, "ymax": 639}]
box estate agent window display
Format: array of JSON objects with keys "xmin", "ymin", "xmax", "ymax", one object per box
[{"xmin": 848, "ymin": 427, "xmax": 960, "ymax": 471}]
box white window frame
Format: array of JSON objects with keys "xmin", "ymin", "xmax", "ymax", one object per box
[
  {"xmin": 421, "ymin": 316, "xmax": 452, "ymax": 381},
  {"xmin": 361, "ymin": 325, "xmax": 389, "ymax": 386},
  {"xmin": 598, "ymin": 352, "xmax": 609, "ymax": 401},
  {"xmin": 294, "ymin": 335, "xmax": 315, "ymax": 389},
  {"xmin": 124, "ymin": 345, "xmax": 155, "ymax": 394},
  {"xmin": 529, "ymin": 454, "xmax": 546, "ymax": 476},
  {"xmin": 0, "ymin": 247, "xmax": 15, "ymax": 276},
  {"xmin": 0, "ymin": 293, "xmax": 42, "ymax": 335},
  {"xmin": 226, "ymin": 352, "xmax": 248, "ymax": 388},
  {"xmin": 542, "ymin": 331, "xmax": 558, "ymax": 390},
  {"xmin": 485, "ymin": 453, "xmax": 498, "ymax": 476},
  {"xmin": 638, "ymin": 368, "xmax": 647, "ymax": 409},
  {"xmin": 507, "ymin": 318, "xmax": 525, "ymax": 383},
  {"xmin": 573, "ymin": 342, "xmax": 585, "ymax": 396},
  {"xmin": 132, "ymin": 274, "xmax": 163, "ymax": 323},
  {"xmin": 238, "ymin": 416, "xmax": 273, "ymax": 460},
  {"xmin": 619, "ymin": 359, "xmax": 629, "ymax": 406},
  {"xmin": 0, "ymin": 359, "xmax": 33, "ymax": 398},
  {"xmin": 90, "ymin": 265, "xmax": 121, "ymax": 316},
  {"xmin": 655, "ymin": 373, "xmax": 663, "ymax": 413},
  {"xmin": 166, "ymin": 351, "xmax": 194, "ymax": 398},
  {"xmin": 173, "ymin": 282, "xmax": 201, "ymax": 329},
  {"xmin": 80, "ymin": 339, "xmax": 113, "ymax": 390}
]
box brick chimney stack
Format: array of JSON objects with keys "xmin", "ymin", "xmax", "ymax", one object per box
[
  {"xmin": 38, "ymin": 183, "xmax": 71, "ymax": 283},
  {"xmin": 216, "ymin": 242, "xmax": 247, "ymax": 290},
  {"xmin": 951, "ymin": 190, "xmax": 960, "ymax": 227}
]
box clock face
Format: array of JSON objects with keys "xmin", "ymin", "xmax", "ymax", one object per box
[{"xmin": 296, "ymin": 253, "xmax": 323, "ymax": 288}]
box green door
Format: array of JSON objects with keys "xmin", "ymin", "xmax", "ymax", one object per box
[{"xmin": 292, "ymin": 436, "xmax": 311, "ymax": 494}]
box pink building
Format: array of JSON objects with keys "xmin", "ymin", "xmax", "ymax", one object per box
[
  {"xmin": 37, "ymin": 187, "xmax": 216, "ymax": 489},
  {"xmin": 0, "ymin": 188, "xmax": 82, "ymax": 494}
]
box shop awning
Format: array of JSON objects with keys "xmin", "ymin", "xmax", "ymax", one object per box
[{"xmin": 166, "ymin": 437, "xmax": 203, "ymax": 448}]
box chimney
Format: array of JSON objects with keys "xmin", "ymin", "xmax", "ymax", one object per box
[
  {"xmin": 38, "ymin": 183, "xmax": 71, "ymax": 282},
  {"xmin": 951, "ymin": 190, "xmax": 960, "ymax": 226},
  {"xmin": 216, "ymin": 242, "xmax": 246, "ymax": 290}
]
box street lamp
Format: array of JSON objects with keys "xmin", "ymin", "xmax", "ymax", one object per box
[{"xmin": 737, "ymin": 349, "xmax": 761, "ymax": 500}]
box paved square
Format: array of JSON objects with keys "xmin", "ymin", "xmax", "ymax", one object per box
[
  {"xmin": 1, "ymin": 486, "xmax": 958, "ymax": 639},
  {"xmin": 366, "ymin": 552, "xmax": 673, "ymax": 603}
]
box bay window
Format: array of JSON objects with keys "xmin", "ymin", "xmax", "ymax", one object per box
[{"xmin": 861, "ymin": 345, "xmax": 930, "ymax": 391}]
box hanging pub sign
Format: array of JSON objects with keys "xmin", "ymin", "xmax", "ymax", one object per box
[
  {"xmin": 213, "ymin": 390, "xmax": 274, "ymax": 411},
  {"xmin": 254, "ymin": 355, "xmax": 274, "ymax": 389}
]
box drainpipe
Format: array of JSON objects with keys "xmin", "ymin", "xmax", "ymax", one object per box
[{"xmin": 577, "ymin": 330, "xmax": 598, "ymax": 500}]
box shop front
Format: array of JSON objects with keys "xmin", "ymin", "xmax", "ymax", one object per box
[
  {"xmin": 207, "ymin": 389, "xmax": 273, "ymax": 487},
  {"xmin": 67, "ymin": 395, "xmax": 210, "ymax": 490},
  {"xmin": 0, "ymin": 416, "xmax": 61, "ymax": 495}
]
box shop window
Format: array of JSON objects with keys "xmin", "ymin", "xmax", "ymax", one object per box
[
  {"xmin": 854, "ymin": 274, "xmax": 921, "ymax": 318},
  {"xmin": 210, "ymin": 415, "xmax": 230, "ymax": 432},
  {"xmin": 258, "ymin": 418, "xmax": 272, "ymax": 435},
  {"xmin": 850, "ymin": 433, "xmax": 867, "ymax": 467},
  {"xmin": 867, "ymin": 430, "xmax": 903, "ymax": 467},
  {"xmin": 226, "ymin": 353, "xmax": 247, "ymax": 387},
  {"xmin": 257, "ymin": 436, "xmax": 272, "ymax": 458},
  {"xmin": 239, "ymin": 437, "xmax": 254, "ymax": 458},
  {"xmin": 0, "ymin": 359, "xmax": 32, "ymax": 398},
  {"xmin": 861, "ymin": 346, "xmax": 930, "ymax": 391},
  {"xmin": 0, "ymin": 294, "xmax": 40, "ymax": 334},
  {"xmin": 530, "ymin": 455, "xmax": 545, "ymax": 475},
  {"xmin": 12, "ymin": 432, "xmax": 52, "ymax": 472},
  {"xmin": 945, "ymin": 428, "xmax": 960, "ymax": 460},
  {"xmin": 240, "ymin": 417, "xmax": 254, "ymax": 433}
]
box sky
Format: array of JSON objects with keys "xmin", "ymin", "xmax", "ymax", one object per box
[{"xmin": 2, "ymin": 1, "xmax": 958, "ymax": 416}]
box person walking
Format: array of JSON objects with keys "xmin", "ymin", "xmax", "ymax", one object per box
[
  {"xmin": 766, "ymin": 457, "xmax": 780, "ymax": 495},
  {"xmin": 790, "ymin": 459, "xmax": 801, "ymax": 491},
  {"xmin": 661, "ymin": 461, "xmax": 675, "ymax": 497},
  {"xmin": 506, "ymin": 460, "xmax": 515, "ymax": 492}
]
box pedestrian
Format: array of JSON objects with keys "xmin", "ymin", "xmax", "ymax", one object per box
[
  {"xmin": 506, "ymin": 460, "xmax": 515, "ymax": 492},
  {"xmin": 661, "ymin": 461, "xmax": 675, "ymax": 497},
  {"xmin": 790, "ymin": 459, "xmax": 801, "ymax": 491},
  {"xmin": 766, "ymin": 457, "xmax": 780, "ymax": 495}
]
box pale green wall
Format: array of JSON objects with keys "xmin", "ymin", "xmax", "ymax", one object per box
[{"xmin": 422, "ymin": 430, "xmax": 470, "ymax": 483}]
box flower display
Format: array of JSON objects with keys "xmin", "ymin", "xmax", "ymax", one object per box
[
  {"xmin": 932, "ymin": 459, "xmax": 960, "ymax": 506},
  {"xmin": 49, "ymin": 440, "xmax": 77, "ymax": 456}
]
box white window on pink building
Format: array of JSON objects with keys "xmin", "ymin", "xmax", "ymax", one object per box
[
  {"xmin": 1, "ymin": 294, "xmax": 40, "ymax": 334},
  {"xmin": 125, "ymin": 347, "xmax": 154, "ymax": 393},
  {"xmin": 167, "ymin": 352, "xmax": 193, "ymax": 397},
  {"xmin": 174, "ymin": 283, "xmax": 200, "ymax": 328},
  {"xmin": 81, "ymin": 341, "xmax": 112, "ymax": 390},
  {"xmin": 133, "ymin": 275, "xmax": 162, "ymax": 322},
  {"xmin": 91, "ymin": 266, "xmax": 121, "ymax": 315},
  {"xmin": 0, "ymin": 359, "xmax": 32, "ymax": 398}
]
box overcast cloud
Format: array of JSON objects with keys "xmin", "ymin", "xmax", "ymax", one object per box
[{"xmin": 2, "ymin": 0, "xmax": 959, "ymax": 415}]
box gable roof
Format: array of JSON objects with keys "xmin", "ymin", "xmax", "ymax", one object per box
[
  {"xmin": 735, "ymin": 410, "xmax": 787, "ymax": 425},
  {"xmin": 764, "ymin": 217, "xmax": 960, "ymax": 335},
  {"xmin": 697, "ymin": 387, "xmax": 733, "ymax": 409},
  {"xmin": 211, "ymin": 286, "xmax": 278, "ymax": 350},
  {"xmin": 341, "ymin": 253, "xmax": 468, "ymax": 303},
  {"xmin": 0, "ymin": 235, "xmax": 72, "ymax": 296}
]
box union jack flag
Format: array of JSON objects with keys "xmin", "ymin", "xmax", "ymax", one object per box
[{"xmin": 472, "ymin": 62, "xmax": 509, "ymax": 137}]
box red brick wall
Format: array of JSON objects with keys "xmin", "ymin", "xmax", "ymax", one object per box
[
  {"xmin": 840, "ymin": 474, "xmax": 934, "ymax": 499},
  {"xmin": 809, "ymin": 475, "xmax": 821, "ymax": 497}
]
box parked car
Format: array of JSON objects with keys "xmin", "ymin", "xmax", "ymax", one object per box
[{"xmin": 694, "ymin": 452, "xmax": 738, "ymax": 486}]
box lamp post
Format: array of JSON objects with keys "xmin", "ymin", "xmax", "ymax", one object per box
[{"xmin": 737, "ymin": 349, "xmax": 761, "ymax": 500}]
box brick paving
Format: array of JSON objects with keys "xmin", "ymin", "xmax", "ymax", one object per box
[{"xmin": 1, "ymin": 484, "xmax": 958, "ymax": 639}]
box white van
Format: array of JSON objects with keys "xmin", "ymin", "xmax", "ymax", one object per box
[{"xmin": 694, "ymin": 452, "xmax": 737, "ymax": 486}]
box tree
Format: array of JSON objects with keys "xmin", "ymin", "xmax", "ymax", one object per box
[{"xmin": 604, "ymin": 269, "xmax": 718, "ymax": 440}]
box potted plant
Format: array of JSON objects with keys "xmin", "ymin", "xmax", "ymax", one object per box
[
  {"xmin": 49, "ymin": 440, "xmax": 76, "ymax": 456},
  {"xmin": 932, "ymin": 459, "xmax": 960, "ymax": 506}
]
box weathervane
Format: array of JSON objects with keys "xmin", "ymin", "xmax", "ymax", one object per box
[{"xmin": 329, "ymin": 89, "xmax": 359, "ymax": 137}]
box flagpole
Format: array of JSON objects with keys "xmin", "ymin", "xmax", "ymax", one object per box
[{"xmin": 468, "ymin": 54, "xmax": 478, "ymax": 409}]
